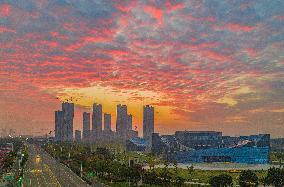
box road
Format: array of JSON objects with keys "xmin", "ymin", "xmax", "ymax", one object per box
[{"xmin": 23, "ymin": 144, "xmax": 91, "ymax": 187}]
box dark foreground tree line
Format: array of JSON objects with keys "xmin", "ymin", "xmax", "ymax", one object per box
[{"xmin": 210, "ymin": 168, "xmax": 284, "ymax": 187}]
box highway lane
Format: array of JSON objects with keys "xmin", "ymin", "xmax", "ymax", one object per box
[{"xmin": 23, "ymin": 144, "xmax": 90, "ymax": 187}]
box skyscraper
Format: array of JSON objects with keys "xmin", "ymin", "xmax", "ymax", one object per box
[
  {"xmin": 62, "ymin": 102, "xmax": 74, "ymax": 141},
  {"xmin": 92, "ymin": 103, "xmax": 102, "ymax": 138},
  {"xmin": 126, "ymin": 114, "xmax": 138, "ymax": 139},
  {"xmin": 104, "ymin": 113, "xmax": 112, "ymax": 131},
  {"xmin": 83, "ymin": 112, "xmax": 90, "ymax": 141},
  {"xmin": 143, "ymin": 105, "xmax": 154, "ymax": 147},
  {"xmin": 54, "ymin": 102, "xmax": 74, "ymax": 141},
  {"xmin": 127, "ymin": 114, "xmax": 132, "ymax": 130},
  {"xmin": 55, "ymin": 110, "xmax": 63, "ymax": 141},
  {"xmin": 116, "ymin": 104, "xmax": 128, "ymax": 139}
]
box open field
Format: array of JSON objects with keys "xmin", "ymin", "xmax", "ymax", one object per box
[{"xmin": 151, "ymin": 167, "xmax": 267, "ymax": 185}]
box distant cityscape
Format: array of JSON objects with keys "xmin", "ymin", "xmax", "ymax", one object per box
[
  {"xmin": 0, "ymin": 101, "xmax": 282, "ymax": 187},
  {"xmin": 0, "ymin": 101, "xmax": 274, "ymax": 165},
  {"xmin": 52, "ymin": 102, "xmax": 272, "ymax": 165},
  {"xmin": 54, "ymin": 102, "xmax": 154, "ymax": 147}
]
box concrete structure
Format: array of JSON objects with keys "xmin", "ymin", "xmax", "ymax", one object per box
[
  {"xmin": 116, "ymin": 104, "xmax": 128, "ymax": 139},
  {"xmin": 175, "ymin": 131, "xmax": 222, "ymax": 149},
  {"xmin": 143, "ymin": 105, "xmax": 154, "ymax": 148},
  {"xmin": 239, "ymin": 134, "xmax": 270, "ymax": 147},
  {"xmin": 55, "ymin": 110, "xmax": 64, "ymax": 141},
  {"xmin": 127, "ymin": 130, "xmax": 139, "ymax": 139},
  {"xmin": 174, "ymin": 147, "xmax": 270, "ymax": 164},
  {"xmin": 152, "ymin": 133, "xmax": 270, "ymax": 164},
  {"xmin": 75, "ymin": 130, "xmax": 81, "ymax": 142},
  {"xmin": 104, "ymin": 113, "xmax": 112, "ymax": 131},
  {"xmin": 82, "ymin": 112, "xmax": 90, "ymax": 141},
  {"xmin": 152, "ymin": 133, "xmax": 170, "ymax": 154},
  {"xmin": 127, "ymin": 114, "xmax": 132, "ymax": 130},
  {"xmin": 92, "ymin": 103, "xmax": 102, "ymax": 139},
  {"xmin": 54, "ymin": 102, "xmax": 74, "ymax": 141},
  {"xmin": 126, "ymin": 137, "xmax": 148, "ymax": 152},
  {"xmin": 62, "ymin": 102, "xmax": 74, "ymax": 141}
]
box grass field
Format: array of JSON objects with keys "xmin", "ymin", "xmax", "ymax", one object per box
[
  {"xmin": 100, "ymin": 168, "xmax": 267, "ymax": 186},
  {"xmin": 174, "ymin": 168, "xmax": 266, "ymax": 184}
]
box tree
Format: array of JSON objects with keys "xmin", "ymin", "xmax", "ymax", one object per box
[
  {"xmin": 128, "ymin": 164, "xmax": 142, "ymax": 186},
  {"xmin": 161, "ymin": 160, "xmax": 172, "ymax": 186},
  {"xmin": 118, "ymin": 164, "xmax": 129, "ymax": 181},
  {"xmin": 262, "ymin": 167, "xmax": 284, "ymax": 187},
  {"xmin": 187, "ymin": 165, "xmax": 194, "ymax": 174},
  {"xmin": 209, "ymin": 174, "xmax": 233, "ymax": 187},
  {"xmin": 143, "ymin": 170, "xmax": 162, "ymax": 185},
  {"xmin": 175, "ymin": 175, "xmax": 185, "ymax": 187},
  {"xmin": 274, "ymin": 153, "xmax": 284, "ymax": 167},
  {"xmin": 96, "ymin": 160, "xmax": 108, "ymax": 177},
  {"xmin": 3, "ymin": 152, "xmax": 16, "ymax": 171},
  {"xmin": 187, "ymin": 164, "xmax": 194, "ymax": 180},
  {"xmin": 172, "ymin": 160, "xmax": 184, "ymax": 186},
  {"xmin": 173, "ymin": 160, "xmax": 178, "ymax": 175},
  {"xmin": 107, "ymin": 161, "xmax": 122, "ymax": 182},
  {"xmin": 147, "ymin": 157, "xmax": 156, "ymax": 170},
  {"xmin": 239, "ymin": 170, "xmax": 259, "ymax": 187},
  {"xmin": 95, "ymin": 147, "xmax": 113, "ymax": 160}
]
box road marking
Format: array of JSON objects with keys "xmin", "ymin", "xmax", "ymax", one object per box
[
  {"xmin": 43, "ymin": 164, "xmax": 61, "ymax": 187},
  {"xmin": 26, "ymin": 144, "xmax": 90, "ymax": 187}
]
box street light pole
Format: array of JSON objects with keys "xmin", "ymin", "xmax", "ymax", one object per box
[{"xmin": 80, "ymin": 162, "xmax": 83, "ymax": 178}]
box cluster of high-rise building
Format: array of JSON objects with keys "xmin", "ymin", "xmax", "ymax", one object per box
[
  {"xmin": 54, "ymin": 102, "xmax": 155, "ymax": 146},
  {"xmin": 54, "ymin": 102, "xmax": 271, "ymax": 164}
]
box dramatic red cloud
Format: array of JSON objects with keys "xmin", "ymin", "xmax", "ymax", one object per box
[
  {"xmin": 0, "ymin": 0, "xmax": 284, "ymax": 137},
  {"xmin": 201, "ymin": 50, "xmax": 233, "ymax": 62},
  {"xmin": 245, "ymin": 48, "xmax": 258, "ymax": 57},
  {"xmin": 165, "ymin": 1, "xmax": 185, "ymax": 11},
  {"xmin": 114, "ymin": 0, "xmax": 138, "ymax": 13},
  {"xmin": 204, "ymin": 16, "xmax": 216, "ymax": 22},
  {"xmin": 84, "ymin": 36, "xmax": 110, "ymax": 43},
  {"xmin": 213, "ymin": 23, "xmax": 255, "ymax": 33},
  {"xmin": 0, "ymin": 27, "xmax": 16, "ymax": 33},
  {"xmin": 273, "ymin": 15, "xmax": 284, "ymax": 21},
  {"xmin": 226, "ymin": 23, "xmax": 255, "ymax": 32},
  {"xmin": 117, "ymin": 15, "xmax": 129, "ymax": 28},
  {"xmin": 144, "ymin": 6, "xmax": 164, "ymax": 25},
  {"xmin": 0, "ymin": 4, "xmax": 11, "ymax": 17}
]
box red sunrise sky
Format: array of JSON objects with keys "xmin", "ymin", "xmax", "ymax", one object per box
[{"xmin": 0, "ymin": 0, "xmax": 284, "ymax": 137}]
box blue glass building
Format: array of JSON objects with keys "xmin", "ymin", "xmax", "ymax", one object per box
[
  {"xmin": 152, "ymin": 132, "xmax": 270, "ymax": 164},
  {"xmin": 174, "ymin": 147, "xmax": 270, "ymax": 164}
]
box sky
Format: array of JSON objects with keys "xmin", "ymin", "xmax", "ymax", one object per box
[{"xmin": 0, "ymin": 0, "xmax": 284, "ymax": 137}]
